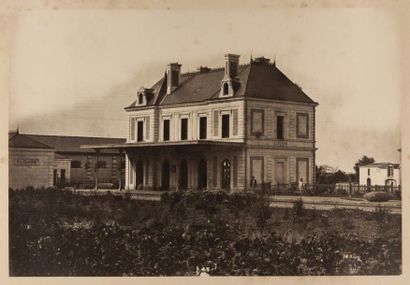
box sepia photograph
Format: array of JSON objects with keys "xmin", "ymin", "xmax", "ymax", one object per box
[{"xmin": 2, "ymin": 0, "xmax": 409, "ymax": 281}]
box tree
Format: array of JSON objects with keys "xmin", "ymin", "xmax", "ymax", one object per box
[{"xmin": 353, "ymin": 155, "xmax": 375, "ymax": 181}]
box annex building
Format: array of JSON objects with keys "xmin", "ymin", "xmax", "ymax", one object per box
[
  {"xmin": 359, "ymin": 162, "xmax": 401, "ymax": 187},
  {"xmin": 9, "ymin": 132, "xmax": 125, "ymax": 189},
  {"xmin": 85, "ymin": 54, "xmax": 318, "ymax": 191}
]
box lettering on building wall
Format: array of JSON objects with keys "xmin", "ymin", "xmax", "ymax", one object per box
[
  {"xmin": 14, "ymin": 158, "xmax": 40, "ymax": 166},
  {"xmin": 274, "ymin": 140, "xmax": 288, "ymax": 147}
]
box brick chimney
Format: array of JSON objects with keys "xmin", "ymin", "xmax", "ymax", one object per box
[
  {"xmin": 224, "ymin": 54, "xmax": 240, "ymax": 78},
  {"xmin": 166, "ymin": 63, "xmax": 182, "ymax": 94}
]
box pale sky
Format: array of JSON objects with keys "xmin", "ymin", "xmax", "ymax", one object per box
[{"xmin": 9, "ymin": 8, "xmax": 402, "ymax": 172}]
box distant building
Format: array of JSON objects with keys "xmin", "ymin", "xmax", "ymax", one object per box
[
  {"xmin": 85, "ymin": 53, "xmax": 318, "ymax": 191},
  {"xmin": 9, "ymin": 132, "xmax": 125, "ymax": 189},
  {"xmin": 359, "ymin": 162, "xmax": 400, "ymax": 187}
]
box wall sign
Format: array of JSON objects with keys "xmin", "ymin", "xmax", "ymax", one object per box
[{"xmin": 14, "ymin": 158, "xmax": 40, "ymax": 166}]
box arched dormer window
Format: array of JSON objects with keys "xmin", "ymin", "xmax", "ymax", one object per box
[
  {"xmin": 387, "ymin": 165, "xmax": 394, "ymax": 177},
  {"xmin": 223, "ymin": 83, "xmax": 229, "ymax": 95},
  {"xmin": 138, "ymin": 93, "xmax": 144, "ymax": 105}
]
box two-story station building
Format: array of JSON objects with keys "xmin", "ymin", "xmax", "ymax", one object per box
[{"xmin": 85, "ymin": 54, "xmax": 318, "ymax": 191}]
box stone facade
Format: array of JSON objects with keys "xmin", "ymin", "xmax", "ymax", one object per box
[{"xmin": 117, "ymin": 54, "xmax": 318, "ymax": 191}]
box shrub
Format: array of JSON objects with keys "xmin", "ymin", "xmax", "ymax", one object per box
[
  {"xmin": 293, "ymin": 198, "xmax": 304, "ymax": 217},
  {"xmin": 364, "ymin": 192, "xmax": 391, "ymax": 202}
]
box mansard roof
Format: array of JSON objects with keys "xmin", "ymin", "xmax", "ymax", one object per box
[{"xmin": 125, "ymin": 60, "xmax": 316, "ymax": 110}]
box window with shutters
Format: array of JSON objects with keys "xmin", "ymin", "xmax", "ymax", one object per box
[
  {"xmin": 199, "ymin": 116, "xmax": 207, "ymax": 139},
  {"xmin": 145, "ymin": 116, "xmax": 150, "ymax": 140},
  {"xmin": 163, "ymin": 119, "xmax": 170, "ymax": 141},
  {"xmin": 181, "ymin": 118, "xmax": 188, "ymax": 140},
  {"xmin": 137, "ymin": 120, "xmax": 144, "ymax": 142},
  {"xmin": 221, "ymin": 114, "xmax": 230, "ymax": 138},
  {"xmin": 213, "ymin": 110, "xmax": 219, "ymax": 137},
  {"xmin": 232, "ymin": 109, "xmax": 238, "ymax": 136},
  {"xmin": 130, "ymin": 118, "xmax": 136, "ymax": 141}
]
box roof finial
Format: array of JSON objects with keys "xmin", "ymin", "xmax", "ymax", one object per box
[
  {"xmin": 250, "ymin": 52, "xmax": 253, "ymax": 63},
  {"xmin": 273, "ymin": 54, "xmax": 276, "ymax": 67},
  {"xmin": 16, "ymin": 121, "xmax": 20, "ymax": 134}
]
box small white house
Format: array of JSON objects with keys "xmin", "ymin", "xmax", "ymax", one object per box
[{"xmin": 359, "ymin": 162, "xmax": 400, "ymax": 187}]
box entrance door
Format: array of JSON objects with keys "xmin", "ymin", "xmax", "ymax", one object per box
[
  {"xmin": 179, "ymin": 159, "xmax": 188, "ymax": 190},
  {"xmin": 60, "ymin": 169, "xmax": 66, "ymax": 185},
  {"xmin": 53, "ymin": 169, "xmax": 58, "ymax": 186},
  {"xmin": 197, "ymin": 159, "xmax": 207, "ymax": 190},
  {"xmin": 161, "ymin": 160, "xmax": 170, "ymax": 191},
  {"xmin": 221, "ymin": 159, "xmax": 231, "ymax": 191},
  {"xmin": 136, "ymin": 160, "xmax": 144, "ymax": 190}
]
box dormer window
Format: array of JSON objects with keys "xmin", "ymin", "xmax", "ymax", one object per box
[
  {"xmin": 223, "ymin": 83, "xmax": 229, "ymax": 95},
  {"xmin": 136, "ymin": 87, "xmax": 154, "ymax": 107},
  {"xmin": 387, "ymin": 165, "xmax": 394, "ymax": 177}
]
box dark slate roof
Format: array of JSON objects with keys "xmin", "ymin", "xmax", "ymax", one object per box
[
  {"xmin": 244, "ymin": 63, "xmax": 315, "ymax": 103},
  {"xmin": 9, "ymin": 133, "xmax": 54, "ymax": 149},
  {"xmin": 126, "ymin": 60, "xmax": 316, "ymax": 109},
  {"xmin": 364, "ymin": 162, "xmax": 400, "ymax": 169},
  {"xmin": 9, "ymin": 133, "xmax": 125, "ymax": 154}
]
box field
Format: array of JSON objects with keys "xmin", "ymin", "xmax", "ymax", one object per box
[{"xmin": 9, "ymin": 188, "xmax": 401, "ymax": 276}]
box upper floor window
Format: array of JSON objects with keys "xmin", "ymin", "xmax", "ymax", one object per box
[
  {"xmin": 297, "ymin": 113, "xmax": 309, "ymax": 138},
  {"xmin": 251, "ymin": 109, "xmax": 264, "ymax": 136},
  {"xmin": 70, "ymin": 160, "xmax": 82, "ymax": 168},
  {"xmin": 276, "ymin": 115, "xmax": 284, "ymax": 139},
  {"xmin": 137, "ymin": 120, "xmax": 144, "ymax": 142},
  {"xmin": 138, "ymin": 93, "xmax": 144, "ymax": 105},
  {"xmin": 181, "ymin": 118, "xmax": 188, "ymax": 140},
  {"xmin": 222, "ymin": 114, "xmax": 230, "ymax": 138},
  {"xmin": 387, "ymin": 165, "xmax": 394, "ymax": 176},
  {"xmin": 368, "ymin": 168, "xmax": 370, "ymax": 176},
  {"xmin": 163, "ymin": 119, "xmax": 170, "ymax": 141},
  {"xmin": 199, "ymin": 116, "xmax": 207, "ymax": 139}
]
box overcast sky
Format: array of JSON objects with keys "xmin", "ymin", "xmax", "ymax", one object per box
[{"xmin": 9, "ymin": 8, "xmax": 401, "ymax": 172}]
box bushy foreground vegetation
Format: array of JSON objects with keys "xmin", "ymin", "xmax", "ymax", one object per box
[{"xmin": 9, "ymin": 187, "xmax": 401, "ymax": 276}]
